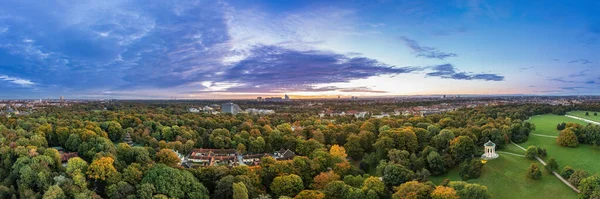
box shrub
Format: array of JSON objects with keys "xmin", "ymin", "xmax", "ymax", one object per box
[
  {"xmin": 557, "ymin": 129, "xmax": 578, "ymax": 147},
  {"xmin": 458, "ymin": 159, "xmax": 483, "ymax": 181},
  {"xmin": 527, "ymin": 163, "xmax": 542, "ymax": 180},
  {"xmin": 561, "ymin": 166, "xmax": 575, "ymax": 179}
]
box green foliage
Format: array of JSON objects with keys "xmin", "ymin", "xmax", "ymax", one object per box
[
  {"xmin": 141, "ymin": 164, "xmax": 209, "ymax": 199},
  {"xmin": 544, "ymin": 158, "xmax": 559, "ymax": 173},
  {"xmin": 578, "ymin": 175, "xmax": 600, "ymax": 199},
  {"xmin": 526, "ymin": 163, "xmax": 542, "ymax": 180},
  {"xmin": 557, "ymin": 129, "xmax": 579, "ymax": 147},
  {"xmin": 459, "ymin": 159, "xmax": 483, "ymax": 180},
  {"xmin": 568, "ymin": 169, "xmax": 589, "ymax": 188},
  {"xmin": 233, "ymin": 182, "xmax": 249, "ymax": 199},
  {"xmin": 271, "ymin": 174, "xmax": 304, "ymax": 197}
]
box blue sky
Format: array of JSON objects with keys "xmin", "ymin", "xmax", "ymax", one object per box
[{"xmin": 0, "ymin": 0, "xmax": 598, "ymax": 99}]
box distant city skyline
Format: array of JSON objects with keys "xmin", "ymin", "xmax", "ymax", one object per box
[{"xmin": 0, "ymin": 0, "xmax": 598, "ymax": 99}]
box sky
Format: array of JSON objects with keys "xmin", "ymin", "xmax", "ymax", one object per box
[{"xmin": 0, "ymin": 0, "xmax": 599, "ymax": 99}]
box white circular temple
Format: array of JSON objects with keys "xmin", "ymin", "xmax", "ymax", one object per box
[{"xmin": 481, "ymin": 140, "xmax": 499, "ymax": 159}]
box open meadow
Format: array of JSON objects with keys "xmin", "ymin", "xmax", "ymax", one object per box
[{"xmin": 567, "ymin": 111, "xmax": 600, "ymax": 123}]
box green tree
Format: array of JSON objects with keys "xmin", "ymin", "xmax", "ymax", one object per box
[
  {"xmin": 459, "ymin": 159, "xmax": 483, "ymax": 180},
  {"xmin": 137, "ymin": 183, "xmax": 156, "ymax": 199},
  {"xmin": 568, "ymin": 169, "xmax": 589, "ymax": 187},
  {"xmin": 557, "ymin": 129, "xmax": 579, "ymax": 147},
  {"xmin": 42, "ymin": 185, "xmax": 66, "ymax": 199},
  {"xmin": 392, "ymin": 180, "xmax": 434, "ymax": 199},
  {"xmin": 561, "ymin": 166, "xmax": 575, "ymax": 179},
  {"xmin": 65, "ymin": 157, "xmax": 88, "ymax": 176},
  {"xmin": 379, "ymin": 163, "xmax": 414, "ymax": 188},
  {"xmin": 361, "ymin": 176, "xmax": 385, "ymax": 196},
  {"xmin": 155, "ymin": 149, "xmax": 181, "ymax": 166},
  {"xmin": 450, "ymin": 136, "xmax": 476, "ymax": 162},
  {"xmin": 545, "ymin": 157, "xmax": 559, "ymax": 173},
  {"xmin": 271, "ymin": 174, "xmax": 304, "ymax": 197},
  {"xmin": 106, "ymin": 181, "xmax": 135, "ymax": 199},
  {"xmin": 233, "ymin": 182, "xmax": 249, "ymax": 199},
  {"xmin": 527, "ymin": 163, "xmax": 542, "ymax": 180},
  {"xmin": 448, "ymin": 181, "xmax": 491, "ymax": 199},
  {"xmin": 141, "ymin": 164, "xmax": 209, "ymax": 199},
  {"xmin": 578, "ymin": 175, "xmax": 600, "ymax": 199}
]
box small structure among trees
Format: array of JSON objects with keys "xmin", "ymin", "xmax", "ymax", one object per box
[{"xmin": 481, "ymin": 141, "xmax": 498, "ymax": 160}]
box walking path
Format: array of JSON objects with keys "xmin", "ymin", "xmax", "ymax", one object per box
[
  {"xmin": 530, "ymin": 133, "xmax": 558, "ymax": 138},
  {"xmin": 566, "ymin": 115, "xmax": 600, "ymax": 125},
  {"xmin": 497, "ymin": 151, "xmax": 526, "ymax": 157},
  {"xmin": 510, "ymin": 141, "xmax": 581, "ymax": 193}
]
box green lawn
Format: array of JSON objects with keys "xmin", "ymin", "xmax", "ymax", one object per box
[
  {"xmin": 526, "ymin": 114, "xmax": 587, "ymax": 136},
  {"xmin": 522, "ymin": 114, "xmax": 600, "ymax": 175},
  {"xmin": 429, "ymin": 154, "xmax": 576, "ymax": 199},
  {"xmin": 567, "ymin": 111, "xmax": 600, "ymax": 123}
]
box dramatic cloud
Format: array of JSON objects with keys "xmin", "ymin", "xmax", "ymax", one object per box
[
  {"xmin": 0, "ymin": 75, "xmax": 34, "ymax": 86},
  {"xmin": 426, "ymin": 64, "xmax": 504, "ymax": 81},
  {"xmin": 217, "ymin": 45, "xmax": 419, "ymax": 92},
  {"xmin": 400, "ymin": 36, "xmax": 457, "ymax": 59}
]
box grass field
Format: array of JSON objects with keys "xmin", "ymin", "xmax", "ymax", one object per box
[
  {"xmin": 526, "ymin": 114, "xmax": 587, "ymax": 136},
  {"xmin": 522, "ymin": 114, "xmax": 600, "ymax": 175},
  {"xmin": 567, "ymin": 111, "xmax": 600, "ymax": 123},
  {"xmin": 429, "ymin": 153, "xmax": 576, "ymax": 199},
  {"xmin": 427, "ymin": 114, "xmax": 600, "ymax": 199}
]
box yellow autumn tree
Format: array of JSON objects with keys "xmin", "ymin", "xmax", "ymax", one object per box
[
  {"xmin": 431, "ymin": 186, "xmax": 459, "ymax": 199},
  {"xmin": 330, "ymin": 144, "xmax": 347, "ymax": 159},
  {"xmin": 87, "ymin": 157, "xmax": 117, "ymax": 181}
]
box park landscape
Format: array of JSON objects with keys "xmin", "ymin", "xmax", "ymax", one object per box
[{"xmin": 432, "ymin": 111, "xmax": 600, "ymax": 199}]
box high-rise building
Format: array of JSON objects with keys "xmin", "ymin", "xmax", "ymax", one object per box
[
  {"xmin": 284, "ymin": 94, "xmax": 289, "ymax": 100},
  {"xmin": 221, "ymin": 102, "xmax": 242, "ymax": 114},
  {"xmin": 60, "ymin": 96, "xmax": 64, "ymax": 102}
]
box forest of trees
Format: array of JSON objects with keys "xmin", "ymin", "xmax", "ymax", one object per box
[{"xmin": 0, "ymin": 101, "xmax": 596, "ymax": 198}]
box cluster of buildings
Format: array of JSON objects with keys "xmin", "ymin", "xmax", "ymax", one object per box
[
  {"xmin": 257, "ymin": 94, "xmax": 290, "ymax": 102},
  {"xmin": 183, "ymin": 148, "xmax": 295, "ymax": 168},
  {"xmin": 189, "ymin": 103, "xmax": 274, "ymax": 115}
]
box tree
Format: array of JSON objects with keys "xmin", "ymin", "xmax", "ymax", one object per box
[
  {"xmin": 595, "ymin": 112, "xmax": 598, "ymax": 116},
  {"xmin": 427, "ymin": 151, "xmax": 447, "ymax": 175},
  {"xmin": 585, "ymin": 112, "xmax": 590, "ymax": 116},
  {"xmin": 137, "ymin": 183, "xmax": 156, "ymax": 199},
  {"xmin": 312, "ymin": 171, "xmax": 341, "ymax": 190},
  {"xmin": 392, "ymin": 180, "xmax": 434, "ymax": 199},
  {"xmin": 106, "ymin": 181, "xmax": 135, "ymax": 199},
  {"xmin": 214, "ymin": 175, "xmax": 235, "ymax": 199},
  {"xmin": 448, "ymin": 181, "xmax": 491, "ymax": 199},
  {"xmin": 271, "ymin": 174, "xmax": 304, "ymax": 197},
  {"xmin": 568, "ymin": 169, "xmax": 589, "ymax": 187},
  {"xmin": 361, "ymin": 176, "xmax": 385, "ymax": 196},
  {"xmin": 525, "ymin": 146, "xmax": 539, "ymax": 160},
  {"xmin": 330, "ymin": 145, "xmax": 348, "ymax": 159},
  {"xmin": 141, "ymin": 164, "xmax": 209, "ymax": 199},
  {"xmin": 65, "ymin": 157, "xmax": 88, "ymax": 176},
  {"xmin": 557, "ymin": 122, "xmax": 567, "ymax": 131},
  {"xmin": 431, "ymin": 186, "xmax": 459, "ymax": 199},
  {"xmin": 155, "ymin": 149, "xmax": 181, "ymax": 166},
  {"xmin": 578, "ymin": 175, "xmax": 600, "ymax": 199},
  {"xmin": 233, "ymin": 182, "xmax": 249, "ymax": 199},
  {"xmin": 561, "ymin": 166, "xmax": 575, "ymax": 179},
  {"xmin": 380, "ymin": 163, "xmax": 414, "ymax": 188},
  {"xmin": 450, "ymin": 136, "xmax": 476, "ymax": 162},
  {"xmin": 294, "ymin": 190, "xmax": 325, "ymax": 199},
  {"xmin": 527, "ymin": 163, "xmax": 542, "ymax": 180},
  {"xmin": 557, "ymin": 129, "xmax": 579, "ymax": 147},
  {"xmin": 459, "ymin": 159, "xmax": 483, "ymax": 180},
  {"xmin": 545, "ymin": 157, "xmax": 559, "ymax": 173},
  {"xmin": 42, "ymin": 185, "xmax": 66, "ymax": 199},
  {"xmin": 87, "ymin": 157, "xmax": 117, "ymax": 181}
]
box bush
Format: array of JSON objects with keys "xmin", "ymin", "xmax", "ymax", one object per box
[
  {"xmin": 561, "ymin": 166, "xmax": 575, "ymax": 179},
  {"xmin": 544, "ymin": 158, "xmax": 559, "ymax": 173},
  {"xmin": 527, "ymin": 163, "xmax": 542, "ymax": 180},
  {"xmin": 568, "ymin": 169, "xmax": 589, "ymax": 187},
  {"xmin": 524, "ymin": 146, "xmax": 546, "ymax": 160},
  {"xmin": 595, "ymin": 112, "xmax": 598, "ymax": 116},
  {"xmin": 557, "ymin": 122, "xmax": 566, "ymax": 131},
  {"xmin": 557, "ymin": 129, "xmax": 579, "ymax": 147},
  {"xmin": 458, "ymin": 159, "xmax": 483, "ymax": 181},
  {"xmin": 585, "ymin": 112, "xmax": 589, "ymax": 116}
]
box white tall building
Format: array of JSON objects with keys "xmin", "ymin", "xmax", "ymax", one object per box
[{"xmin": 221, "ymin": 102, "xmax": 242, "ymax": 114}]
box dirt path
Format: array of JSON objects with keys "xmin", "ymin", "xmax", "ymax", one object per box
[
  {"xmin": 566, "ymin": 115, "xmax": 600, "ymax": 125},
  {"xmin": 497, "ymin": 151, "xmax": 526, "ymax": 157},
  {"xmin": 510, "ymin": 141, "xmax": 581, "ymax": 193},
  {"xmin": 530, "ymin": 133, "xmax": 558, "ymax": 138}
]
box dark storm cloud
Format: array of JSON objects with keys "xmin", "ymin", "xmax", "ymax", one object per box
[
  {"xmin": 426, "ymin": 64, "xmax": 504, "ymax": 81},
  {"xmin": 218, "ymin": 45, "xmax": 419, "ymax": 91},
  {"xmin": 400, "ymin": 36, "xmax": 457, "ymax": 59}
]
